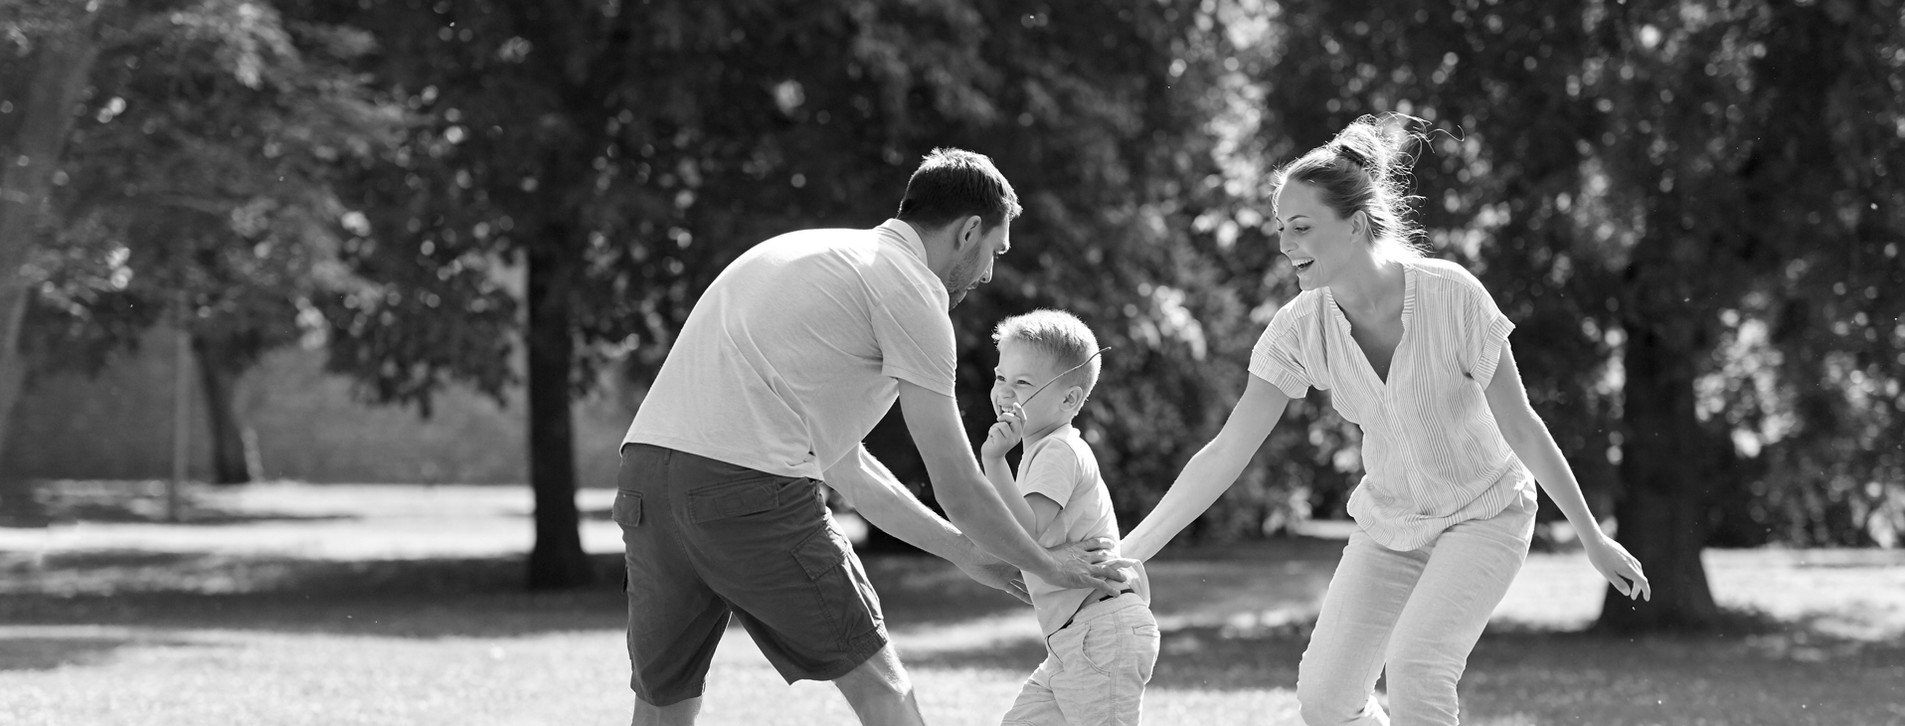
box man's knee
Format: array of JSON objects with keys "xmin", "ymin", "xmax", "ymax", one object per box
[
  {"xmin": 631, "ymin": 695, "xmax": 701, "ymax": 726},
  {"xmin": 833, "ymin": 646, "xmax": 914, "ymax": 701}
]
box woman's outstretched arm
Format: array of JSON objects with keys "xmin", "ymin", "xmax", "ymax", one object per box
[
  {"xmin": 1121, "ymin": 374, "xmax": 1293, "ymax": 562},
  {"xmin": 1484, "ymin": 344, "xmax": 1653, "ymax": 601}
]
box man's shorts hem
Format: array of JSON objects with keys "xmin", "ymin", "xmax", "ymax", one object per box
[
  {"xmin": 633, "ymin": 682, "xmax": 705, "ymax": 708},
  {"xmin": 776, "ymin": 629, "xmax": 890, "ymax": 685}
]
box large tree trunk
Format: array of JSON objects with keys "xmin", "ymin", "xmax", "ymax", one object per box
[
  {"xmin": 1597, "ymin": 319, "xmax": 1722, "ymax": 631},
  {"xmin": 190, "ymin": 331, "xmax": 255, "ymax": 485},
  {"xmin": 524, "ymin": 227, "xmax": 593, "ymax": 589},
  {"xmin": 0, "ymin": 25, "xmax": 99, "ymax": 516}
]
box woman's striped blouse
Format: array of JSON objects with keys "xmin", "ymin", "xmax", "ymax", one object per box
[{"xmin": 1250, "ymin": 258, "xmax": 1538, "ymax": 551}]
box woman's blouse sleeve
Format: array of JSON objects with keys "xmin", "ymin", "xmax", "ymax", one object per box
[
  {"xmin": 1459, "ymin": 272, "xmax": 1516, "ymax": 387},
  {"xmin": 1249, "ymin": 301, "xmax": 1314, "ymax": 399}
]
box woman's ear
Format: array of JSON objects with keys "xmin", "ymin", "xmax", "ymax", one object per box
[{"xmin": 1351, "ymin": 209, "xmax": 1369, "ymax": 240}]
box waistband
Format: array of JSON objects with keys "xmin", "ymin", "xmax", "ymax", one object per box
[{"xmin": 1060, "ymin": 589, "xmax": 1145, "ymax": 631}]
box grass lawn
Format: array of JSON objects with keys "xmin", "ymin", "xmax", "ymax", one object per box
[{"xmin": 2, "ymin": 482, "xmax": 1902, "ymax": 725}]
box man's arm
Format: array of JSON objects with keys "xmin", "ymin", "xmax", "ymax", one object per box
[
  {"xmin": 898, "ymin": 380, "xmax": 1127, "ymax": 594},
  {"xmin": 825, "ymin": 445, "xmax": 1029, "ymax": 602},
  {"xmin": 825, "ymin": 445, "xmax": 978, "ymax": 563}
]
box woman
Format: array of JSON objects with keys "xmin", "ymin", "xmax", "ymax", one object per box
[{"xmin": 1120, "ymin": 115, "xmax": 1650, "ymax": 725}]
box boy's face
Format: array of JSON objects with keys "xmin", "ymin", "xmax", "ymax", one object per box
[{"xmin": 991, "ymin": 339, "xmax": 1076, "ymax": 433}]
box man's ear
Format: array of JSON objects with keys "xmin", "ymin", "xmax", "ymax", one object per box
[{"xmin": 956, "ymin": 215, "xmax": 984, "ymax": 250}]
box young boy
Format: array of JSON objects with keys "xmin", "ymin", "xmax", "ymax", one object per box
[{"xmin": 982, "ymin": 309, "xmax": 1159, "ymax": 726}]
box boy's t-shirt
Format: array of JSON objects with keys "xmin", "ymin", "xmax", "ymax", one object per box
[{"xmin": 1017, "ymin": 423, "xmax": 1126, "ymax": 637}]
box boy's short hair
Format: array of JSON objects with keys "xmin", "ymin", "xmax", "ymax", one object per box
[{"xmin": 993, "ymin": 309, "xmax": 1101, "ymax": 400}]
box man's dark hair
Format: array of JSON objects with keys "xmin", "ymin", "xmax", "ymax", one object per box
[{"xmin": 895, "ymin": 148, "xmax": 1022, "ymax": 231}]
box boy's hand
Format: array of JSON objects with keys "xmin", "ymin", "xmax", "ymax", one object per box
[{"xmin": 980, "ymin": 403, "xmax": 1025, "ymax": 460}]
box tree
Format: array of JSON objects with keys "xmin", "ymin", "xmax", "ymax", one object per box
[
  {"xmin": 12, "ymin": 0, "xmax": 400, "ymax": 486},
  {"xmin": 298, "ymin": 0, "xmax": 1290, "ymax": 586},
  {"xmin": 1, "ymin": 3, "xmax": 103, "ymax": 509}
]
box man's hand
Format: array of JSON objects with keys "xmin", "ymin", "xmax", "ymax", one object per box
[
  {"xmin": 955, "ymin": 554, "xmax": 1030, "ymax": 604},
  {"xmin": 1043, "ymin": 537, "xmax": 1138, "ymax": 597},
  {"xmin": 980, "ymin": 404, "xmax": 1025, "ymax": 461}
]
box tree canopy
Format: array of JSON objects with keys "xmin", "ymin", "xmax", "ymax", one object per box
[{"xmin": 5, "ymin": 0, "xmax": 1900, "ymax": 629}]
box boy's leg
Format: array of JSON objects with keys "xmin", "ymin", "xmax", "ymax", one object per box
[
  {"xmin": 1046, "ymin": 597, "xmax": 1160, "ymax": 725},
  {"xmin": 1296, "ymin": 530, "xmax": 1428, "ymax": 726},
  {"xmin": 1001, "ymin": 650, "xmax": 1064, "ymax": 726},
  {"xmin": 831, "ymin": 644, "xmax": 925, "ymax": 726},
  {"xmin": 1380, "ymin": 504, "xmax": 1534, "ymax": 726}
]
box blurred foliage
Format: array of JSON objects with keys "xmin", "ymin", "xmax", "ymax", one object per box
[
  {"xmin": 18, "ymin": 0, "xmax": 395, "ymax": 372},
  {"xmin": 283, "ymin": 0, "xmax": 1347, "ymax": 564},
  {"xmin": 7, "ymin": 0, "xmax": 402, "ymax": 481},
  {"xmin": 8, "ymin": 0, "xmax": 1903, "ymax": 604}
]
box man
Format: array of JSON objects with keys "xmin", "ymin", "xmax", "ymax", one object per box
[{"xmin": 615, "ymin": 148, "xmax": 1129, "ymax": 725}]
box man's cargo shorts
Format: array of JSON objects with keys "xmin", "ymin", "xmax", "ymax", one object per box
[{"xmin": 615, "ymin": 443, "xmax": 887, "ymax": 706}]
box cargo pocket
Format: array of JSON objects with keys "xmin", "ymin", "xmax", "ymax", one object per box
[
  {"xmin": 791, "ymin": 526, "xmax": 880, "ymax": 644},
  {"xmin": 687, "ymin": 477, "xmax": 785, "ymax": 523},
  {"xmin": 611, "ymin": 491, "xmax": 643, "ymax": 527}
]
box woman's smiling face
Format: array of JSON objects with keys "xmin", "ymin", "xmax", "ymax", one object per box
[{"xmin": 1274, "ymin": 180, "xmax": 1360, "ymax": 290}]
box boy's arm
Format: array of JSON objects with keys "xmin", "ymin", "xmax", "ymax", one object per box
[
  {"xmin": 980, "ymin": 406, "xmax": 1039, "ymax": 532},
  {"xmin": 1015, "ymin": 442, "xmax": 1081, "ymax": 545},
  {"xmin": 1024, "ymin": 492, "xmax": 1063, "ymax": 540}
]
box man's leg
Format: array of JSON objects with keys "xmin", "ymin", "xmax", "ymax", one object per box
[
  {"xmin": 618, "ymin": 445, "xmax": 733, "ymax": 723},
  {"xmin": 831, "ymin": 644, "xmax": 925, "ymax": 726},
  {"xmin": 631, "ymin": 696, "xmax": 702, "ymax": 726}
]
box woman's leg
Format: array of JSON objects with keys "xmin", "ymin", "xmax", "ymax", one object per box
[
  {"xmin": 1297, "ymin": 530, "xmax": 1429, "ymax": 726},
  {"xmin": 1381, "ymin": 506, "xmax": 1534, "ymax": 725}
]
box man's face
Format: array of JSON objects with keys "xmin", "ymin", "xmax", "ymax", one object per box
[{"xmin": 946, "ymin": 220, "xmax": 1010, "ymax": 309}]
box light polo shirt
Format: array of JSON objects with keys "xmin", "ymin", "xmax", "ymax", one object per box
[
  {"xmin": 1017, "ymin": 424, "xmax": 1123, "ymax": 637},
  {"xmin": 623, "ymin": 219, "xmax": 957, "ymax": 480},
  {"xmin": 1250, "ymin": 258, "xmax": 1537, "ymax": 551}
]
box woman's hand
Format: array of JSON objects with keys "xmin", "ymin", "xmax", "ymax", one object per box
[
  {"xmin": 981, "ymin": 404, "xmax": 1025, "ymax": 461},
  {"xmin": 1584, "ymin": 534, "xmax": 1652, "ymax": 601}
]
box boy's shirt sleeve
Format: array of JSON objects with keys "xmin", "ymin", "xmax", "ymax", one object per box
[{"xmin": 1017, "ymin": 440, "xmax": 1083, "ymax": 545}]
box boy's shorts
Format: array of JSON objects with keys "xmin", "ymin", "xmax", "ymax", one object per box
[
  {"xmin": 615, "ymin": 443, "xmax": 888, "ymax": 706},
  {"xmin": 1003, "ymin": 592, "xmax": 1161, "ymax": 725}
]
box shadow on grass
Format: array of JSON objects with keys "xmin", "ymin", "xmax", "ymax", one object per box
[
  {"xmin": 0, "ymin": 632, "xmax": 212, "ymax": 672},
  {"xmin": 4, "ymin": 480, "xmax": 360, "ymax": 528},
  {"xmin": 0, "ymin": 552, "xmax": 631, "ymax": 639}
]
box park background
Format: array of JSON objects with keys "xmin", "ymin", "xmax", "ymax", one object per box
[{"xmin": 2, "ymin": 0, "xmax": 1901, "ymax": 723}]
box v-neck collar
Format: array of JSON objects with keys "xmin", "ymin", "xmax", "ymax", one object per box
[{"xmin": 1322, "ymin": 261, "xmax": 1416, "ymax": 387}]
